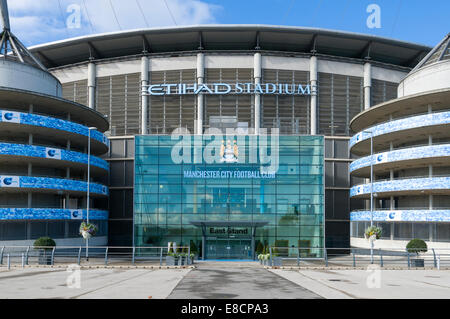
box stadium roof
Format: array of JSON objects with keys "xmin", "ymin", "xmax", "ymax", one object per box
[{"xmin": 28, "ymin": 25, "xmax": 431, "ymax": 69}]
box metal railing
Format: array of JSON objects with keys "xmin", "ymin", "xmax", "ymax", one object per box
[
  {"xmin": 2, "ymin": 245, "xmax": 449, "ymax": 269},
  {"xmin": 262, "ymin": 247, "xmax": 450, "ymax": 269},
  {"xmin": 0, "ymin": 246, "xmax": 194, "ymax": 268}
]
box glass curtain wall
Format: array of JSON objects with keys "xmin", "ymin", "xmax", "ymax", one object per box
[{"xmin": 134, "ymin": 135, "xmax": 324, "ymax": 258}]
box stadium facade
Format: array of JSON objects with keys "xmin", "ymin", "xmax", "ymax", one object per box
[
  {"xmin": 350, "ymin": 34, "xmax": 450, "ymax": 249},
  {"xmin": 0, "ymin": 22, "xmax": 437, "ymax": 257},
  {"xmin": 0, "ymin": 0, "xmax": 109, "ymax": 246}
]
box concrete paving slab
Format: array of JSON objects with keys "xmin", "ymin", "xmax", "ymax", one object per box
[
  {"xmin": 0, "ymin": 267, "xmax": 191, "ymax": 299},
  {"xmin": 271, "ymin": 269, "xmax": 450, "ymax": 299},
  {"xmin": 168, "ymin": 261, "xmax": 322, "ymax": 299}
]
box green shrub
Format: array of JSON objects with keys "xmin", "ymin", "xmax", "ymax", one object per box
[
  {"xmin": 190, "ymin": 241, "xmax": 198, "ymax": 254},
  {"xmin": 33, "ymin": 237, "xmax": 56, "ymax": 250},
  {"xmin": 406, "ymin": 239, "xmax": 428, "ymax": 255},
  {"xmin": 256, "ymin": 242, "xmax": 264, "ymax": 255}
]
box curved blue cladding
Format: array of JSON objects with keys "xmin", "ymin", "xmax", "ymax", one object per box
[
  {"xmin": 0, "ymin": 143, "xmax": 109, "ymax": 171},
  {"xmin": 0, "ymin": 176, "xmax": 108, "ymax": 196},
  {"xmin": 0, "ymin": 208, "xmax": 108, "ymax": 221},
  {"xmin": 350, "ymin": 111, "xmax": 450, "ymax": 149},
  {"xmin": 350, "ymin": 210, "xmax": 450, "ymax": 222},
  {"xmin": 350, "ymin": 177, "xmax": 450, "ymax": 197},
  {"xmin": 0, "ymin": 110, "xmax": 109, "ymax": 147},
  {"xmin": 350, "ymin": 144, "xmax": 450, "ymax": 173}
]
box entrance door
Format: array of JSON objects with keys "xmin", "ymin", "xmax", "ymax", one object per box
[{"xmin": 206, "ymin": 238, "xmax": 252, "ymax": 260}]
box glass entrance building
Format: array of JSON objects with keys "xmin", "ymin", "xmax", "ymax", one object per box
[{"xmin": 134, "ymin": 135, "xmax": 324, "ymax": 259}]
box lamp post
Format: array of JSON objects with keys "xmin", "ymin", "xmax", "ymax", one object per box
[
  {"xmin": 362, "ymin": 129, "xmax": 374, "ymax": 263},
  {"xmin": 86, "ymin": 127, "xmax": 97, "ymax": 261}
]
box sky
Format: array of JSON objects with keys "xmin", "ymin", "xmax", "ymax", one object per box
[{"xmin": 4, "ymin": 0, "xmax": 450, "ymax": 48}]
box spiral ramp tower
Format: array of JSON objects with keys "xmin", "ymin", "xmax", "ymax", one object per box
[
  {"xmin": 349, "ymin": 33, "xmax": 450, "ymax": 249},
  {"xmin": 0, "ymin": 0, "xmax": 109, "ymax": 245}
]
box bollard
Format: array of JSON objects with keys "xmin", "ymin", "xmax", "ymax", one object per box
[
  {"xmin": 51, "ymin": 247, "xmax": 56, "ymax": 266},
  {"xmin": 0, "ymin": 246, "xmax": 4, "ymax": 265},
  {"xmin": 269, "ymin": 247, "xmax": 273, "ymax": 267},
  {"xmin": 104, "ymin": 247, "xmax": 109, "ymax": 266},
  {"xmin": 437, "ymin": 255, "xmax": 440, "ymax": 270},
  {"xmin": 7, "ymin": 254, "xmax": 10, "ymax": 270},
  {"xmin": 432, "ymin": 249, "xmax": 437, "ymax": 268},
  {"xmin": 25, "ymin": 247, "xmax": 30, "ymax": 265},
  {"xmin": 379, "ymin": 249, "xmax": 383, "ymax": 267},
  {"xmin": 352, "ymin": 253, "xmax": 356, "ymax": 267},
  {"xmin": 407, "ymin": 252, "xmax": 411, "ymax": 269},
  {"xmin": 77, "ymin": 247, "xmax": 82, "ymax": 265},
  {"xmin": 160, "ymin": 247, "xmax": 163, "ymax": 266},
  {"xmin": 297, "ymin": 249, "xmax": 300, "ymax": 266},
  {"xmin": 132, "ymin": 247, "xmax": 136, "ymax": 265}
]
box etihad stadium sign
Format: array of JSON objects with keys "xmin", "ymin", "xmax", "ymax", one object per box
[{"xmin": 143, "ymin": 83, "xmax": 316, "ymax": 96}]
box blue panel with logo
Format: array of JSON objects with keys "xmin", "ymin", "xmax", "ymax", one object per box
[
  {"xmin": 0, "ymin": 175, "xmax": 109, "ymax": 196},
  {"xmin": 0, "ymin": 110, "xmax": 109, "ymax": 147},
  {"xmin": 0, "ymin": 143, "xmax": 109, "ymax": 171},
  {"xmin": 0, "ymin": 208, "xmax": 108, "ymax": 220},
  {"xmin": 350, "ymin": 177, "xmax": 450, "ymax": 197},
  {"xmin": 350, "ymin": 111, "xmax": 450, "ymax": 149},
  {"xmin": 350, "ymin": 144, "xmax": 450, "ymax": 173},
  {"xmin": 350, "ymin": 210, "xmax": 450, "ymax": 222}
]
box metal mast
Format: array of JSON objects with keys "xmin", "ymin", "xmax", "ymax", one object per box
[{"xmin": 0, "ymin": 0, "xmax": 47, "ymax": 71}]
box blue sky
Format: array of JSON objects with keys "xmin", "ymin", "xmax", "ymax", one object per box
[{"xmin": 6, "ymin": 0, "xmax": 449, "ymax": 48}]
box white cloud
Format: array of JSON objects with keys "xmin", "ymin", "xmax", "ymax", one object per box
[{"xmin": 6, "ymin": 0, "xmax": 221, "ymax": 46}]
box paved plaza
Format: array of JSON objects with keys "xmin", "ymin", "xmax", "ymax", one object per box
[
  {"xmin": 0, "ymin": 262, "xmax": 449, "ymax": 299},
  {"xmin": 168, "ymin": 262, "xmax": 322, "ymax": 299}
]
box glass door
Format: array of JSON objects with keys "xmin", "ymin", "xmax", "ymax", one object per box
[{"xmin": 206, "ymin": 238, "xmax": 252, "ymax": 259}]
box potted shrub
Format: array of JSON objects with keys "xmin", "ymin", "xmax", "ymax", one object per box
[
  {"xmin": 257, "ymin": 253, "xmax": 263, "ymax": 264},
  {"xmin": 364, "ymin": 226, "xmax": 382, "ymax": 241},
  {"xmin": 178, "ymin": 247, "xmax": 188, "ymax": 266},
  {"xmin": 166, "ymin": 243, "xmax": 177, "ymax": 266},
  {"xmin": 34, "ymin": 237, "xmax": 56, "ymax": 265},
  {"xmin": 271, "ymin": 247, "xmax": 283, "ymax": 267},
  {"xmin": 406, "ymin": 239, "xmax": 428, "ymax": 267},
  {"xmin": 258, "ymin": 247, "xmax": 269, "ymax": 266},
  {"xmin": 189, "ymin": 241, "xmax": 198, "ymax": 264},
  {"xmin": 263, "ymin": 253, "xmax": 270, "ymax": 266},
  {"xmin": 256, "ymin": 242, "xmax": 264, "ymax": 260},
  {"xmin": 365, "ymin": 226, "xmax": 382, "ymax": 263},
  {"xmin": 79, "ymin": 222, "xmax": 98, "ymax": 239}
]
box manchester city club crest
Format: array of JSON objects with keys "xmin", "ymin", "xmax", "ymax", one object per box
[{"xmin": 220, "ymin": 139, "xmax": 239, "ymax": 163}]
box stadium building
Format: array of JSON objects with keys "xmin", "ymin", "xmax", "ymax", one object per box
[
  {"xmin": 350, "ymin": 34, "xmax": 450, "ymax": 249},
  {"xmin": 0, "ymin": 0, "xmax": 109, "ymax": 246},
  {"xmin": 27, "ymin": 25, "xmax": 433, "ymax": 258},
  {"xmin": 0, "ymin": 14, "xmax": 436, "ymax": 258}
]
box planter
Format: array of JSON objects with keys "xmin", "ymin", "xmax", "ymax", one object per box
[
  {"xmin": 272, "ymin": 257, "xmax": 283, "ymax": 267},
  {"xmin": 412, "ymin": 259, "xmax": 425, "ymax": 267},
  {"xmin": 166, "ymin": 256, "xmax": 177, "ymax": 266},
  {"xmin": 81, "ymin": 231, "xmax": 92, "ymax": 240},
  {"xmin": 38, "ymin": 250, "xmax": 52, "ymax": 265}
]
